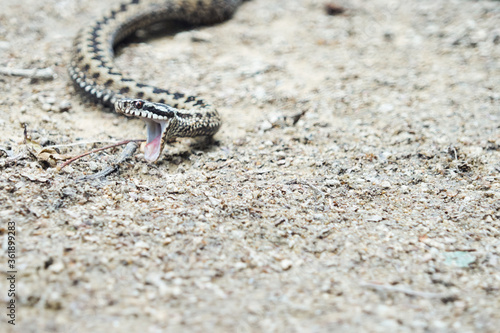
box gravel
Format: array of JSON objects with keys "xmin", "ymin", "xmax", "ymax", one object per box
[{"xmin": 0, "ymin": 0, "xmax": 499, "ymax": 332}]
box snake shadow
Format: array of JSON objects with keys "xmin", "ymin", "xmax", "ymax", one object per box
[{"xmin": 115, "ymin": 21, "xmax": 223, "ymax": 165}]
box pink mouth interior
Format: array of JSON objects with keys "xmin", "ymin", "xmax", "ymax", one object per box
[{"xmin": 144, "ymin": 133, "xmax": 162, "ymax": 162}]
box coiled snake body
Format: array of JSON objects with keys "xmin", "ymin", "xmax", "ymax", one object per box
[{"xmin": 69, "ymin": 0, "xmax": 244, "ymax": 161}]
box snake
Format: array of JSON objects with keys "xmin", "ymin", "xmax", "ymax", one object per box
[{"xmin": 69, "ymin": 0, "xmax": 244, "ymax": 161}]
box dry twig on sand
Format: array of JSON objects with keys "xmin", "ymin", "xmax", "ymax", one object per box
[{"xmin": 0, "ymin": 66, "xmax": 56, "ymax": 80}]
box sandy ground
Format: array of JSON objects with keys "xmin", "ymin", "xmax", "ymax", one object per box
[{"xmin": 0, "ymin": 0, "xmax": 499, "ymax": 332}]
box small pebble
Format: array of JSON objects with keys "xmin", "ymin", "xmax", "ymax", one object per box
[
  {"xmin": 58, "ymin": 100, "xmax": 71, "ymax": 112},
  {"xmin": 281, "ymin": 260, "xmax": 293, "ymax": 271}
]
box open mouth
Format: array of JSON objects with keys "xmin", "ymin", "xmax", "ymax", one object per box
[{"xmin": 144, "ymin": 119, "xmax": 168, "ymax": 162}]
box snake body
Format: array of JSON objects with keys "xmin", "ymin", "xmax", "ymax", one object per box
[{"xmin": 69, "ymin": 0, "xmax": 243, "ymax": 161}]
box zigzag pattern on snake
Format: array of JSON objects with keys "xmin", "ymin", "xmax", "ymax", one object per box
[{"xmin": 69, "ymin": 0, "xmax": 244, "ymax": 161}]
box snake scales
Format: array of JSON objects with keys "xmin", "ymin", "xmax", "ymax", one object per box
[{"xmin": 69, "ymin": 0, "xmax": 244, "ymax": 161}]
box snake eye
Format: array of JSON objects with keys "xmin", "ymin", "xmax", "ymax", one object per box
[{"xmin": 134, "ymin": 101, "xmax": 144, "ymax": 109}]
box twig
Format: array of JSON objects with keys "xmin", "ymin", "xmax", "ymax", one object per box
[
  {"xmin": 0, "ymin": 66, "xmax": 55, "ymax": 80},
  {"xmin": 77, "ymin": 141, "xmax": 140, "ymax": 181},
  {"xmin": 361, "ymin": 281, "xmax": 454, "ymax": 299},
  {"xmin": 45, "ymin": 140, "xmax": 121, "ymax": 149},
  {"xmin": 22, "ymin": 122, "xmax": 30, "ymax": 143},
  {"xmin": 57, "ymin": 139, "xmax": 144, "ymax": 171}
]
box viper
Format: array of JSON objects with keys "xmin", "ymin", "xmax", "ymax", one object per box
[{"xmin": 69, "ymin": 0, "xmax": 244, "ymax": 161}]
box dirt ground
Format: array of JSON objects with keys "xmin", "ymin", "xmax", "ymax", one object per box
[{"xmin": 0, "ymin": 0, "xmax": 499, "ymax": 332}]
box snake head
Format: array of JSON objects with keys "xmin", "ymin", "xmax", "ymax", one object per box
[{"xmin": 114, "ymin": 98, "xmax": 176, "ymax": 162}]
